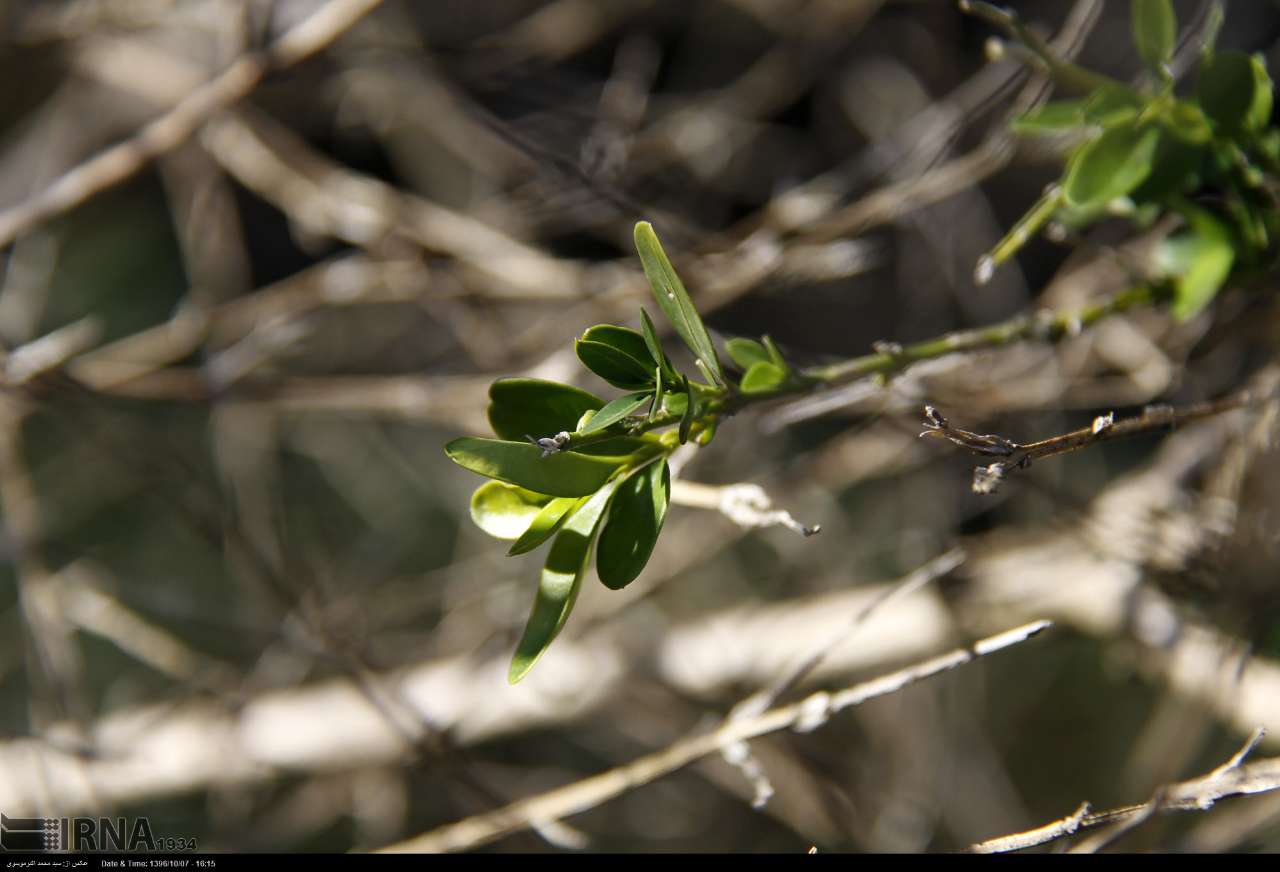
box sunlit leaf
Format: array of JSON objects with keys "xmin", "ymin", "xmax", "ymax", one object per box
[
  {"xmin": 597, "ymin": 460, "xmax": 670, "ymax": 590},
  {"xmin": 695, "ymin": 420, "xmax": 718, "ymax": 446},
  {"xmin": 725, "ymin": 337, "xmax": 771, "ymax": 370},
  {"xmin": 1063, "ymin": 123, "xmax": 1161, "ymax": 208},
  {"xmin": 739, "ymin": 361, "xmax": 787, "ymax": 394},
  {"xmin": 579, "ymin": 391, "xmax": 652, "ymax": 435},
  {"xmin": 649, "ymin": 366, "xmax": 665, "ymax": 422},
  {"xmin": 469, "ymin": 481, "xmax": 552, "ymax": 540},
  {"xmin": 1155, "ymin": 204, "xmax": 1235, "ymax": 321},
  {"xmin": 488, "ymin": 379, "xmax": 603, "ymax": 442},
  {"xmin": 445, "ymin": 437, "xmax": 630, "ymax": 497},
  {"xmin": 1083, "ymin": 85, "xmax": 1144, "ymax": 127},
  {"xmin": 634, "ymin": 222, "xmax": 724, "ymax": 386},
  {"xmin": 762, "ymin": 335, "xmax": 788, "ymax": 370},
  {"xmin": 661, "ymin": 391, "xmax": 688, "ymax": 418},
  {"xmin": 1011, "ymin": 99, "xmax": 1088, "ymax": 135},
  {"xmin": 509, "ymin": 478, "xmax": 621, "ymax": 683},
  {"xmin": 508, "ymin": 496, "xmax": 584, "ymax": 555},
  {"xmin": 1162, "ymin": 100, "xmax": 1212, "ymax": 145}
]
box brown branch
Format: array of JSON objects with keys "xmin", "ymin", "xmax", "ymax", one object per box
[
  {"xmin": 920, "ymin": 391, "xmax": 1259, "ymax": 494},
  {"xmin": 0, "ymin": 0, "xmax": 386, "ymax": 249},
  {"xmin": 966, "ymin": 729, "xmax": 1276, "ymax": 853}
]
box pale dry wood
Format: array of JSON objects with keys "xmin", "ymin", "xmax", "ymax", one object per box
[
  {"xmin": 0, "ymin": 0, "xmax": 387, "ymax": 248},
  {"xmin": 378, "ymin": 620, "xmax": 1053, "ymax": 853}
]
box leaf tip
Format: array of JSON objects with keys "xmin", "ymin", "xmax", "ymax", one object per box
[{"xmin": 507, "ymin": 657, "xmax": 532, "ymax": 684}]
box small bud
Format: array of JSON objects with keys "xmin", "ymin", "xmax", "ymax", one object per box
[
  {"xmin": 974, "ymin": 254, "xmax": 995, "ymax": 286},
  {"xmin": 526, "ymin": 431, "xmax": 572, "ymax": 458}
]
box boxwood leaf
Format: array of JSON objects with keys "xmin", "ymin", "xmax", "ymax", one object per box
[
  {"xmin": 678, "ymin": 375, "xmax": 697, "ymax": 444},
  {"xmin": 597, "ymin": 460, "xmax": 670, "ymax": 590},
  {"xmin": 575, "ymin": 339, "xmax": 655, "ymax": 390},
  {"xmin": 762, "ymin": 335, "xmax": 788, "ymax": 370},
  {"xmin": 488, "ymin": 379, "xmax": 603, "ymax": 442},
  {"xmin": 739, "ymin": 361, "xmax": 787, "ymax": 394},
  {"xmin": 640, "ymin": 308, "xmax": 681, "ymax": 385},
  {"xmin": 1063, "ymin": 123, "xmax": 1161, "ymax": 208},
  {"xmin": 1131, "ymin": 0, "xmax": 1176, "ymax": 79},
  {"xmin": 1199, "ymin": 51, "xmax": 1274, "ymax": 134},
  {"xmin": 661, "ymin": 391, "xmax": 688, "ymax": 418},
  {"xmin": 509, "ymin": 478, "xmax": 621, "ymax": 683},
  {"xmin": 508, "ymin": 496, "xmax": 584, "ymax": 555},
  {"xmin": 634, "ymin": 222, "xmax": 724, "ymax": 386},
  {"xmin": 649, "ymin": 366, "xmax": 665, "ymax": 422},
  {"xmin": 1083, "ymin": 85, "xmax": 1144, "ymax": 127},
  {"xmin": 579, "ymin": 391, "xmax": 652, "ymax": 435},
  {"xmin": 445, "ymin": 437, "xmax": 628, "ymax": 497},
  {"xmin": 582, "ymin": 324, "xmax": 655, "ymax": 367},
  {"xmin": 1011, "ymin": 99, "xmax": 1088, "ymax": 135},
  {"xmin": 725, "ymin": 337, "xmax": 771, "ymax": 370},
  {"xmin": 470, "ymin": 482, "xmax": 553, "ymax": 540},
  {"xmin": 1155, "ymin": 204, "xmax": 1235, "ymax": 321}
]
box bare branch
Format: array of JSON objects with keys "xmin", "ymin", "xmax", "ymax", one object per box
[
  {"xmin": 379, "ymin": 620, "xmax": 1053, "ymax": 853},
  {"xmin": 967, "ymin": 729, "xmax": 1275, "ymax": 853},
  {"xmin": 920, "ymin": 390, "xmax": 1261, "ymax": 494},
  {"xmin": 0, "ymin": 0, "xmax": 387, "ymax": 248}
]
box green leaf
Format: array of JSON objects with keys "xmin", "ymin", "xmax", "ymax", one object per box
[
  {"xmin": 1131, "ymin": 0, "xmax": 1176, "ymax": 79},
  {"xmin": 695, "ymin": 419, "xmax": 718, "ymax": 446},
  {"xmin": 488, "ymin": 379, "xmax": 603, "ymax": 442},
  {"xmin": 639, "ymin": 308, "xmax": 680, "ymax": 385},
  {"xmin": 634, "ymin": 222, "xmax": 724, "ymax": 386},
  {"xmin": 469, "ymin": 482, "xmax": 552, "ymax": 540},
  {"xmin": 762, "ymin": 335, "xmax": 788, "ymax": 370},
  {"xmin": 739, "ymin": 361, "xmax": 787, "ymax": 394},
  {"xmin": 509, "ymin": 478, "xmax": 621, "ymax": 683},
  {"xmin": 678, "ymin": 375, "xmax": 697, "ymax": 444},
  {"xmin": 575, "ymin": 339, "xmax": 655, "ymax": 390},
  {"xmin": 1083, "ymin": 85, "xmax": 1144, "ymax": 127},
  {"xmin": 1063, "ymin": 124, "xmax": 1162, "ymax": 208},
  {"xmin": 649, "ymin": 365, "xmax": 665, "ymax": 422},
  {"xmin": 1011, "ymin": 99, "xmax": 1088, "ymax": 135},
  {"xmin": 1199, "ymin": 51, "xmax": 1274, "ymax": 134},
  {"xmin": 582, "ymin": 324, "xmax": 656, "ymax": 368},
  {"xmin": 445, "ymin": 437, "xmax": 630, "ymax": 498},
  {"xmin": 1161, "ymin": 100, "xmax": 1213, "ymax": 145},
  {"xmin": 661, "ymin": 391, "xmax": 688, "ymax": 418},
  {"xmin": 725, "ymin": 337, "xmax": 771, "ymax": 370},
  {"xmin": 1155, "ymin": 204, "xmax": 1235, "ymax": 321},
  {"xmin": 508, "ymin": 496, "xmax": 583, "ymax": 555},
  {"xmin": 597, "ymin": 460, "xmax": 671, "ymax": 590},
  {"xmin": 579, "ymin": 391, "xmax": 652, "ymax": 435}
]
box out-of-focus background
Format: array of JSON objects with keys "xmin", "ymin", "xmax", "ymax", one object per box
[{"xmin": 1, "ymin": 0, "xmax": 1279, "ymax": 854}]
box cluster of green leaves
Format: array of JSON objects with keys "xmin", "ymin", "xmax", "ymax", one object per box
[
  {"xmin": 445, "ymin": 223, "xmax": 801, "ymax": 682},
  {"xmin": 978, "ymin": 0, "xmax": 1277, "ymax": 320}
]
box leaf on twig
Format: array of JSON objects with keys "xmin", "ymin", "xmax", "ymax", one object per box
[
  {"xmin": 634, "ymin": 221, "xmax": 724, "ymax": 386},
  {"xmin": 509, "ymin": 479, "xmax": 621, "ymax": 683}
]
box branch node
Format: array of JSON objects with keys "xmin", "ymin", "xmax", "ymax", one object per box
[{"xmin": 527, "ymin": 431, "xmax": 571, "ymax": 457}]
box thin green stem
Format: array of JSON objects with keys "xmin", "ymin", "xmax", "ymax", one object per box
[
  {"xmin": 560, "ymin": 283, "xmax": 1158, "ymax": 453},
  {"xmin": 960, "ymin": 1, "xmax": 1123, "ymax": 95},
  {"xmin": 803, "ymin": 283, "xmax": 1157, "ymax": 384}
]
